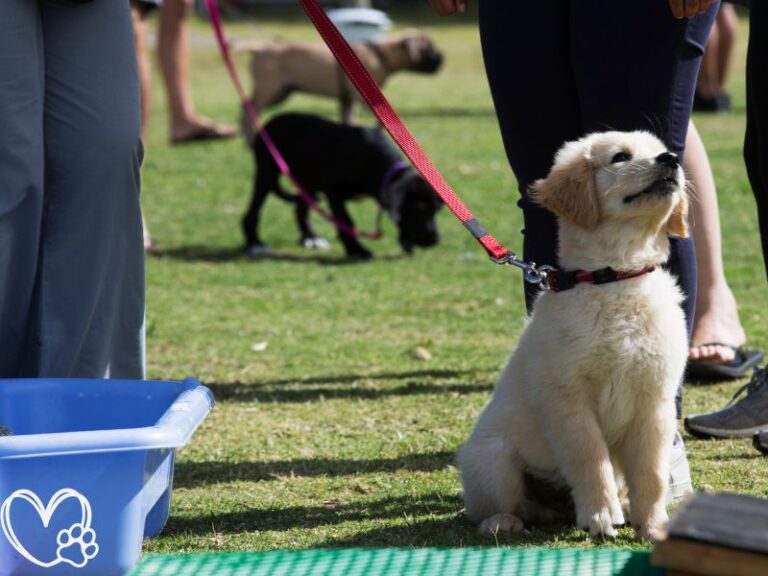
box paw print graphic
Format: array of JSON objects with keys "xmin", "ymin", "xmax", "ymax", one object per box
[{"xmin": 56, "ymin": 523, "xmax": 99, "ymax": 568}]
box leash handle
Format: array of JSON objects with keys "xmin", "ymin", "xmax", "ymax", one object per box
[
  {"xmin": 204, "ymin": 0, "xmax": 380, "ymax": 240},
  {"xmin": 299, "ymin": 0, "xmax": 511, "ymax": 262}
]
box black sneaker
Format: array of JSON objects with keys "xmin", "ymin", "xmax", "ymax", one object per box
[
  {"xmin": 754, "ymin": 431, "xmax": 768, "ymax": 455},
  {"xmin": 684, "ymin": 366, "xmax": 768, "ymax": 438}
]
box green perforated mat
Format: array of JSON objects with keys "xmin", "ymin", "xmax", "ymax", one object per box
[{"xmin": 129, "ymin": 547, "xmax": 664, "ymax": 576}]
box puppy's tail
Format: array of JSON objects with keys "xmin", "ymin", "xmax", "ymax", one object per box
[
  {"xmin": 272, "ymin": 181, "xmax": 300, "ymax": 204},
  {"xmin": 255, "ymin": 147, "xmax": 300, "ymax": 205}
]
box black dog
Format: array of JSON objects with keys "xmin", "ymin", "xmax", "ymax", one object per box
[{"xmin": 243, "ymin": 113, "xmax": 442, "ymax": 259}]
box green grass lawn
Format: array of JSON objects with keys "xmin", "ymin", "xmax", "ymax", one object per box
[{"xmin": 140, "ymin": 5, "xmax": 767, "ymax": 554}]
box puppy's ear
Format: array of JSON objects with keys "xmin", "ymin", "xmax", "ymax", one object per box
[
  {"xmin": 666, "ymin": 191, "xmax": 689, "ymax": 238},
  {"xmin": 529, "ymin": 155, "xmax": 600, "ymax": 230}
]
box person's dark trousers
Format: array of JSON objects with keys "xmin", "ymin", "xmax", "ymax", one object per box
[
  {"xmin": 478, "ymin": 0, "xmax": 718, "ymax": 418},
  {"xmin": 746, "ymin": 1, "xmax": 768, "ymax": 278}
]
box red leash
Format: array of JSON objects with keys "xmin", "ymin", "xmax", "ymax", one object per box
[
  {"xmin": 298, "ymin": 0, "xmax": 512, "ymax": 263},
  {"xmin": 297, "ymin": 0, "xmax": 660, "ymax": 292},
  {"xmin": 204, "ymin": 0, "xmax": 380, "ymax": 240},
  {"xmin": 204, "ymin": 0, "xmax": 659, "ymax": 293}
]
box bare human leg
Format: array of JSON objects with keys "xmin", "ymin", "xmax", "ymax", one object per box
[
  {"xmin": 131, "ymin": 2, "xmax": 155, "ymax": 252},
  {"xmin": 158, "ymin": 0, "xmax": 237, "ymax": 143},
  {"xmin": 686, "ymin": 120, "xmax": 746, "ymax": 364}
]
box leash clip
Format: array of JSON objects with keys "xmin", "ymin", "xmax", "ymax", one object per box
[{"xmin": 490, "ymin": 253, "xmax": 555, "ymax": 288}]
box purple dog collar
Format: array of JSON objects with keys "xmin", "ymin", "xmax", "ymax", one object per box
[{"xmin": 378, "ymin": 160, "xmax": 410, "ymax": 201}]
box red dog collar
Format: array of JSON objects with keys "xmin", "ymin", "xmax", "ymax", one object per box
[{"xmin": 544, "ymin": 265, "xmax": 657, "ymax": 292}]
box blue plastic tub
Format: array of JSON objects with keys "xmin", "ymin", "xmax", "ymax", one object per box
[{"xmin": 0, "ymin": 378, "xmax": 214, "ymax": 576}]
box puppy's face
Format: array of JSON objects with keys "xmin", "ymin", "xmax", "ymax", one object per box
[
  {"xmin": 388, "ymin": 171, "xmax": 442, "ymax": 253},
  {"xmin": 400, "ymin": 32, "xmax": 443, "ymax": 74},
  {"xmin": 530, "ymin": 131, "xmax": 688, "ymax": 238}
]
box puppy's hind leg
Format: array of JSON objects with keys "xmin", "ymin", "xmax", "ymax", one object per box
[
  {"xmin": 243, "ymin": 153, "xmax": 279, "ymax": 257},
  {"xmin": 293, "ymin": 190, "xmax": 330, "ymax": 250},
  {"xmin": 327, "ymin": 194, "xmax": 372, "ymax": 259},
  {"xmin": 458, "ymin": 433, "xmax": 525, "ymax": 535}
]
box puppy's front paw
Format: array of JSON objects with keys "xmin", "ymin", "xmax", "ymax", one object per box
[
  {"xmin": 633, "ymin": 509, "xmax": 668, "ymax": 542},
  {"xmin": 578, "ymin": 508, "xmax": 617, "ymax": 539},
  {"xmin": 478, "ymin": 513, "xmax": 523, "ymax": 535},
  {"xmin": 634, "ymin": 523, "xmax": 665, "ymax": 542},
  {"xmin": 610, "ymin": 500, "xmax": 626, "ymax": 527}
]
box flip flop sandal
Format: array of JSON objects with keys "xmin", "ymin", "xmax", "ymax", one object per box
[
  {"xmin": 170, "ymin": 126, "xmax": 237, "ymax": 145},
  {"xmin": 686, "ymin": 342, "xmax": 764, "ymax": 381}
]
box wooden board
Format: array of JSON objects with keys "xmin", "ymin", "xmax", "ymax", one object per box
[{"xmin": 652, "ymin": 492, "xmax": 768, "ymax": 576}]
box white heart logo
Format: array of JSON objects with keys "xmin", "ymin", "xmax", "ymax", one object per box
[{"xmin": 1, "ymin": 488, "xmax": 99, "ymax": 568}]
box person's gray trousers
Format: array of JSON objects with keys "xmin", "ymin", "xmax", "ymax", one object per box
[{"xmin": 0, "ymin": 0, "xmax": 145, "ymax": 379}]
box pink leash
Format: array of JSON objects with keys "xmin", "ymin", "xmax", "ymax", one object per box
[{"xmin": 204, "ymin": 0, "xmax": 380, "ymax": 240}]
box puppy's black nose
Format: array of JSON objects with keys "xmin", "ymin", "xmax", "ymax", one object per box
[{"xmin": 656, "ymin": 152, "xmax": 679, "ymax": 168}]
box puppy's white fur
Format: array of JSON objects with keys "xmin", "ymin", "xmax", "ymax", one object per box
[{"xmin": 458, "ymin": 131, "xmax": 689, "ymax": 541}]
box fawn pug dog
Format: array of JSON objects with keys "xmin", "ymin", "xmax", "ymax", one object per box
[
  {"xmin": 458, "ymin": 131, "xmax": 689, "ymax": 541},
  {"xmin": 236, "ymin": 31, "xmax": 443, "ymax": 126}
]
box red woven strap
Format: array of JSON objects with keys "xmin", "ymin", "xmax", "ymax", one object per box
[{"xmin": 300, "ymin": 0, "xmax": 511, "ymax": 262}]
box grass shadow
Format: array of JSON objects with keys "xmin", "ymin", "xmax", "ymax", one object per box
[
  {"xmin": 208, "ymin": 381, "xmax": 491, "ymax": 403},
  {"xmin": 174, "ymin": 451, "xmax": 455, "ymax": 488},
  {"xmin": 228, "ymin": 368, "xmax": 487, "ymax": 387},
  {"xmin": 165, "ymin": 492, "xmax": 463, "ymax": 535},
  {"xmin": 691, "ymin": 451, "xmax": 761, "ymax": 462},
  {"xmin": 164, "ymin": 489, "xmax": 628, "ymax": 548},
  {"xmin": 207, "ymin": 369, "xmax": 492, "ymax": 403},
  {"xmin": 320, "ymin": 516, "xmax": 637, "ymax": 549}
]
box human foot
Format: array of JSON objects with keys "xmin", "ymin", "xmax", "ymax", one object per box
[
  {"xmin": 689, "ymin": 284, "xmax": 747, "ymax": 364},
  {"xmin": 686, "ymin": 367, "xmax": 768, "ymax": 438},
  {"xmin": 144, "ymin": 231, "xmax": 155, "ymax": 253},
  {"xmin": 170, "ymin": 117, "xmax": 237, "ymax": 144},
  {"xmin": 687, "ymin": 344, "xmax": 763, "ymax": 380},
  {"xmin": 689, "ymin": 342, "xmax": 740, "ymax": 364}
]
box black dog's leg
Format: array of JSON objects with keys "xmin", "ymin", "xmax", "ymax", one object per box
[
  {"xmin": 294, "ymin": 190, "xmax": 328, "ymax": 249},
  {"xmin": 242, "ymin": 157, "xmax": 278, "ymax": 255},
  {"xmin": 296, "ymin": 191, "xmax": 314, "ymax": 239},
  {"xmin": 327, "ymin": 194, "xmax": 372, "ymax": 259}
]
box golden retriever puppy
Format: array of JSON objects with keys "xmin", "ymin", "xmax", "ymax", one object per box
[{"xmin": 458, "ymin": 131, "xmax": 689, "ymax": 541}]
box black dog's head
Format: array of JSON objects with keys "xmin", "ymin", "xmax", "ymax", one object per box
[
  {"xmin": 400, "ymin": 31, "xmax": 444, "ymax": 74},
  {"xmin": 387, "ymin": 170, "xmax": 442, "ymax": 254}
]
